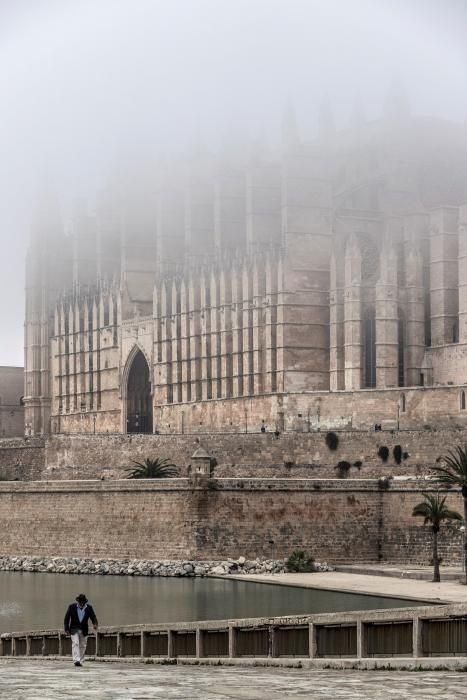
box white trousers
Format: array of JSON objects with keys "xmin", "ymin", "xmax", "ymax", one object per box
[{"xmin": 71, "ymin": 630, "xmax": 88, "ymax": 663}]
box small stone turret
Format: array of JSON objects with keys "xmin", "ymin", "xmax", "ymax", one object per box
[{"xmin": 191, "ymin": 446, "xmax": 213, "ymax": 476}]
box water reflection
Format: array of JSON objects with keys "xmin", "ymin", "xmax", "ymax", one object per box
[{"xmin": 0, "ymin": 572, "xmax": 418, "ymax": 633}]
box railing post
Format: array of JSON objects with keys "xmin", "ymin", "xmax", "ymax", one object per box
[
  {"xmin": 140, "ymin": 631, "xmax": 145, "ymax": 659},
  {"xmin": 412, "ymin": 617, "xmax": 423, "ymax": 658},
  {"xmin": 58, "ymin": 633, "xmax": 63, "ymax": 656},
  {"xmin": 96, "ymin": 632, "xmax": 101, "ymax": 657},
  {"xmin": 228, "ymin": 626, "xmax": 237, "ymax": 658},
  {"xmin": 356, "ymin": 621, "xmax": 365, "ymax": 658},
  {"xmin": 309, "ymin": 623, "xmax": 317, "ymax": 658},
  {"xmin": 26, "ymin": 636, "xmax": 31, "ymax": 657},
  {"xmin": 167, "ymin": 630, "xmax": 174, "ymax": 658},
  {"xmin": 196, "ymin": 628, "xmax": 203, "ymax": 658},
  {"xmin": 116, "ymin": 632, "xmax": 122, "ymax": 657},
  {"xmin": 269, "ymin": 626, "xmax": 276, "ymax": 657}
]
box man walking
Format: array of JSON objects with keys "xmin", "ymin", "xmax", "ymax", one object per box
[{"xmin": 64, "ymin": 593, "xmax": 98, "ymax": 667}]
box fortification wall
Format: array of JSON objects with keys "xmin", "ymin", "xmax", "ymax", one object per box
[
  {"xmin": 0, "ymin": 480, "xmax": 462, "ymax": 565},
  {"xmin": 36, "ymin": 427, "xmax": 467, "ymax": 481},
  {"xmin": 1, "ymin": 427, "xmax": 466, "ymax": 481}
]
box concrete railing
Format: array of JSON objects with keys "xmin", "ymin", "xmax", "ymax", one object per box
[{"xmin": 1, "ymin": 603, "xmax": 466, "ymax": 662}]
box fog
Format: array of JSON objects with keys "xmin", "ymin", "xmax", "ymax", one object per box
[{"xmin": 0, "ymin": 0, "xmax": 466, "ymax": 365}]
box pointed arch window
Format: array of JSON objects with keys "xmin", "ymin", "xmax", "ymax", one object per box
[
  {"xmin": 400, "ymin": 392, "xmax": 406, "ymax": 413},
  {"xmin": 461, "ymin": 390, "xmax": 466, "ymax": 411},
  {"xmin": 363, "ymin": 308, "xmax": 376, "ymax": 388},
  {"xmin": 126, "ymin": 349, "xmax": 152, "ymax": 433}
]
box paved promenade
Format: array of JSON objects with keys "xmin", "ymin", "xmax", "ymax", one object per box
[
  {"xmin": 230, "ymin": 571, "xmax": 467, "ymax": 604},
  {"xmin": 1, "ymin": 660, "xmax": 467, "ymax": 699}
]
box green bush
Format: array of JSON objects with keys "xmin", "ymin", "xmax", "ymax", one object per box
[
  {"xmin": 335, "ymin": 460, "xmax": 351, "ymax": 478},
  {"xmin": 377, "ymin": 446, "xmax": 389, "ymax": 462},
  {"xmin": 325, "ymin": 431, "xmax": 339, "ymax": 450},
  {"xmin": 393, "ymin": 445, "xmax": 403, "ymax": 465},
  {"xmin": 378, "ymin": 477, "xmax": 391, "ymax": 490},
  {"xmin": 286, "ymin": 550, "xmax": 316, "ymax": 573}
]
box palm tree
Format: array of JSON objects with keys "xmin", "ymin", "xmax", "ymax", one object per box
[
  {"xmin": 126, "ymin": 457, "xmax": 178, "ymax": 479},
  {"xmin": 412, "ymin": 492, "xmax": 462, "ymax": 582},
  {"xmin": 432, "ymin": 445, "xmax": 467, "ymax": 583}
]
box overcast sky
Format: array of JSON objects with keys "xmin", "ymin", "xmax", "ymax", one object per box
[{"xmin": 1, "ymin": 0, "xmax": 466, "ymax": 366}]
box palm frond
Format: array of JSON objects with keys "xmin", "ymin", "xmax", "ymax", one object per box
[
  {"xmin": 442, "ymin": 508, "xmax": 463, "ymax": 522},
  {"xmin": 412, "ymin": 492, "xmax": 462, "ymax": 528},
  {"xmin": 432, "ymin": 445, "xmax": 467, "ymax": 487},
  {"xmin": 126, "ymin": 457, "xmax": 178, "ymax": 479}
]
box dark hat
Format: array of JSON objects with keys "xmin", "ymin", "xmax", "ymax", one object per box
[{"xmin": 76, "ymin": 593, "xmax": 88, "ymax": 603}]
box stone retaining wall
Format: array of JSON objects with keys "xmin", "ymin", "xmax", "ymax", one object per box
[
  {"xmin": 0, "ymin": 479, "xmax": 462, "ymax": 565},
  {"xmin": 1, "ymin": 428, "xmax": 466, "ymax": 482},
  {"xmin": 0, "ymin": 438, "xmax": 45, "ymax": 481},
  {"xmin": 1, "ymin": 427, "xmax": 467, "ymax": 483}
]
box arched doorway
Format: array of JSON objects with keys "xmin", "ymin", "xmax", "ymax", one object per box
[{"xmin": 126, "ymin": 350, "xmax": 152, "ymax": 433}]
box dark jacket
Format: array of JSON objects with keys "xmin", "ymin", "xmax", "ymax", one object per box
[{"xmin": 64, "ymin": 603, "xmax": 98, "ymax": 637}]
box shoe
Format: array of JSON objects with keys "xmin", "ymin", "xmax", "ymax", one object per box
[{"xmin": 74, "ymin": 661, "xmax": 82, "ymax": 667}]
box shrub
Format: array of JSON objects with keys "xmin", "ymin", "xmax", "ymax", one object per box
[
  {"xmin": 377, "ymin": 446, "xmax": 389, "ymax": 462},
  {"xmin": 335, "ymin": 460, "xmax": 351, "ymax": 478},
  {"xmin": 325, "ymin": 432, "xmax": 339, "ymax": 450},
  {"xmin": 378, "ymin": 477, "xmax": 391, "ymax": 490},
  {"xmin": 393, "ymin": 445, "xmax": 403, "ymax": 465},
  {"xmin": 286, "ymin": 550, "xmax": 316, "ymax": 573},
  {"xmin": 353, "ymin": 461, "xmax": 362, "ymax": 468},
  {"xmin": 403, "ymin": 452, "xmax": 409, "ymax": 460}
]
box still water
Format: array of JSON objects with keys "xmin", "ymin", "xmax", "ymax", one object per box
[{"xmin": 0, "ymin": 572, "xmax": 419, "ymax": 633}]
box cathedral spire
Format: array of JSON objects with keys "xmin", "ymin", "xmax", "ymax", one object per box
[
  {"xmin": 249, "ymin": 123, "xmax": 269, "ymax": 163},
  {"xmin": 281, "ymin": 99, "xmax": 300, "ymax": 150},
  {"xmin": 384, "ymin": 77, "xmax": 410, "ymax": 122},
  {"xmin": 318, "ymin": 96, "xmax": 335, "ymax": 140},
  {"xmin": 350, "ymin": 92, "xmax": 365, "ymax": 132}
]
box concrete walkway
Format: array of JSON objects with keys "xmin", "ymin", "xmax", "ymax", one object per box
[
  {"xmin": 1, "ymin": 659, "xmax": 467, "ymax": 699},
  {"xmin": 335, "ymin": 564, "xmax": 464, "ymax": 582},
  {"xmin": 228, "ymin": 572, "xmax": 467, "ymax": 604}
]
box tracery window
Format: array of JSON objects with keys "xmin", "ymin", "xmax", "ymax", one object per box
[
  {"xmin": 398, "ymin": 308, "xmax": 405, "ymax": 388},
  {"xmin": 363, "ymin": 308, "xmax": 376, "ymax": 388}
]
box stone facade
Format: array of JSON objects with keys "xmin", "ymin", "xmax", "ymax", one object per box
[
  {"xmin": 0, "ymin": 367, "xmax": 24, "ymax": 437},
  {"xmin": 23, "ymin": 109, "xmax": 467, "ymax": 437},
  {"xmin": 0, "ymin": 479, "xmax": 462, "ymax": 564}
]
